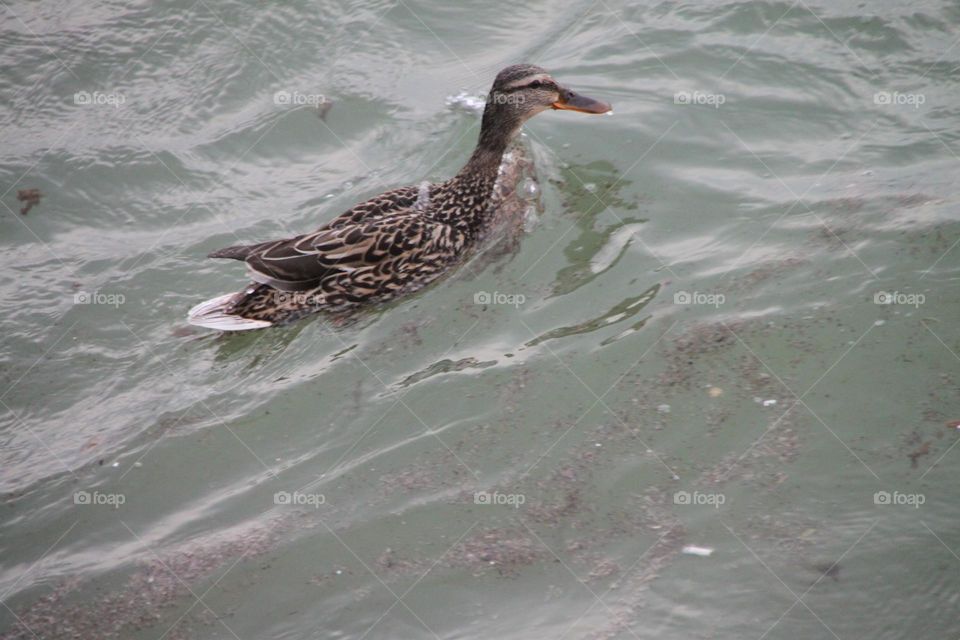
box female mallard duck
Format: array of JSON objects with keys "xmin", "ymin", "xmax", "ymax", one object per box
[{"xmin": 188, "ymin": 64, "xmax": 611, "ymax": 330}]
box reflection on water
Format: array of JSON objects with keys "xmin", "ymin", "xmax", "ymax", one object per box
[
  {"xmin": 396, "ymin": 356, "xmax": 497, "ymax": 388},
  {"xmin": 548, "ymin": 159, "xmax": 648, "ymax": 297},
  {"xmin": 525, "ymin": 283, "xmax": 659, "ymax": 347}
]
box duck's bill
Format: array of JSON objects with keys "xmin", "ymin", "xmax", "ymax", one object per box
[{"xmin": 552, "ymin": 88, "xmax": 611, "ymax": 114}]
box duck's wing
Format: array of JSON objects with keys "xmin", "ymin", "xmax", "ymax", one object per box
[
  {"xmin": 325, "ymin": 184, "xmax": 421, "ymax": 229},
  {"xmin": 243, "ymin": 210, "xmax": 460, "ymax": 292},
  {"xmin": 209, "ymin": 185, "xmax": 423, "ymax": 262}
]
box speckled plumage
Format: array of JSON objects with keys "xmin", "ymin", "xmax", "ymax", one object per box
[{"xmin": 188, "ymin": 64, "xmax": 610, "ymax": 330}]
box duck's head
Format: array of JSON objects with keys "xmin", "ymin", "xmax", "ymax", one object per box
[{"xmin": 477, "ymin": 64, "xmax": 611, "ymax": 151}]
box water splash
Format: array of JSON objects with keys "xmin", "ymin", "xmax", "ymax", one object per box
[
  {"xmin": 520, "ymin": 177, "xmax": 539, "ymax": 198},
  {"xmin": 522, "ymin": 205, "xmax": 539, "ymax": 233},
  {"xmin": 414, "ymin": 180, "xmax": 431, "ymax": 212},
  {"xmin": 445, "ymin": 91, "xmax": 486, "ymax": 114}
]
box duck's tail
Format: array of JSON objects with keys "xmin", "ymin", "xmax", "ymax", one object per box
[
  {"xmin": 188, "ymin": 283, "xmax": 325, "ymax": 331},
  {"xmin": 187, "ymin": 292, "xmax": 273, "ymax": 331}
]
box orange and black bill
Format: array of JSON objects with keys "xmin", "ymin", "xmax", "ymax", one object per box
[{"xmin": 552, "ymin": 87, "xmax": 611, "ymax": 114}]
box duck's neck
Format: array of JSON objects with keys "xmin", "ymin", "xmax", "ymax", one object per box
[
  {"xmin": 456, "ymin": 104, "xmax": 523, "ymax": 181},
  {"xmin": 432, "ymin": 105, "xmax": 524, "ymax": 236}
]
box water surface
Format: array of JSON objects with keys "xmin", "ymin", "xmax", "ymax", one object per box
[{"xmin": 2, "ymin": 1, "xmax": 959, "ymax": 638}]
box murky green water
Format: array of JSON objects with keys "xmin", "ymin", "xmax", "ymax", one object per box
[{"xmin": 2, "ymin": 1, "xmax": 959, "ymax": 638}]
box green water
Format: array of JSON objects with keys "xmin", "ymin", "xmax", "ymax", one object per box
[{"xmin": 2, "ymin": 1, "xmax": 959, "ymax": 638}]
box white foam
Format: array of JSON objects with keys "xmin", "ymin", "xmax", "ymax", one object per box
[
  {"xmin": 445, "ymin": 91, "xmax": 486, "ymax": 113},
  {"xmin": 522, "ymin": 205, "xmax": 539, "ymax": 233},
  {"xmin": 520, "ymin": 177, "xmax": 539, "ymax": 198},
  {"xmin": 415, "ymin": 180, "xmax": 431, "ymax": 212}
]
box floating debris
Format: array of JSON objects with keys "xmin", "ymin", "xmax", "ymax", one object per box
[
  {"xmin": 449, "ymin": 528, "xmax": 540, "ymax": 576},
  {"xmin": 805, "ymin": 561, "xmax": 841, "ymax": 582},
  {"xmin": 762, "ymin": 399, "xmax": 777, "ymax": 407},
  {"xmin": 16, "ymin": 188, "xmax": 41, "ymax": 215},
  {"xmin": 908, "ymin": 440, "xmax": 931, "ymax": 468},
  {"xmin": 707, "ymin": 386, "xmax": 723, "ymax": 397},
  {"xmin": 2, "ymin": 521, "xmax": 281, "ymax": 639},
  {"xmin": 681, "ymin": 545, "xmax": 714, "ymax": 557},
  {"xmin": 656, "ymin": 404, "xmax": 671, "ymax": 414},
  {"xmin": 588, "ymin": 560, "xmax": 620, "ymax": 581},
  {"xmin": 315, "ymin": 98, "xmax": 333, "ymax": 121},
  {"xmin": 375, "ymin": 547, "xmax": 418, "ymax": 573}
]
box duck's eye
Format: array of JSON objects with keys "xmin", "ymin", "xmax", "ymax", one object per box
[{"xmin": 528, "ymin": 80, "xmax": 544, "ymax": 89}]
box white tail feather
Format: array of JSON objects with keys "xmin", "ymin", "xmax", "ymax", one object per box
[{"xmin": 187, "ymin": 293, "xmax": 272, "ymax": 331}]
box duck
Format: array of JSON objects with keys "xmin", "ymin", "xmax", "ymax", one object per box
[{"xmin": 188, "ymin": 64, "xmax": 611, "ymax": 330}]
